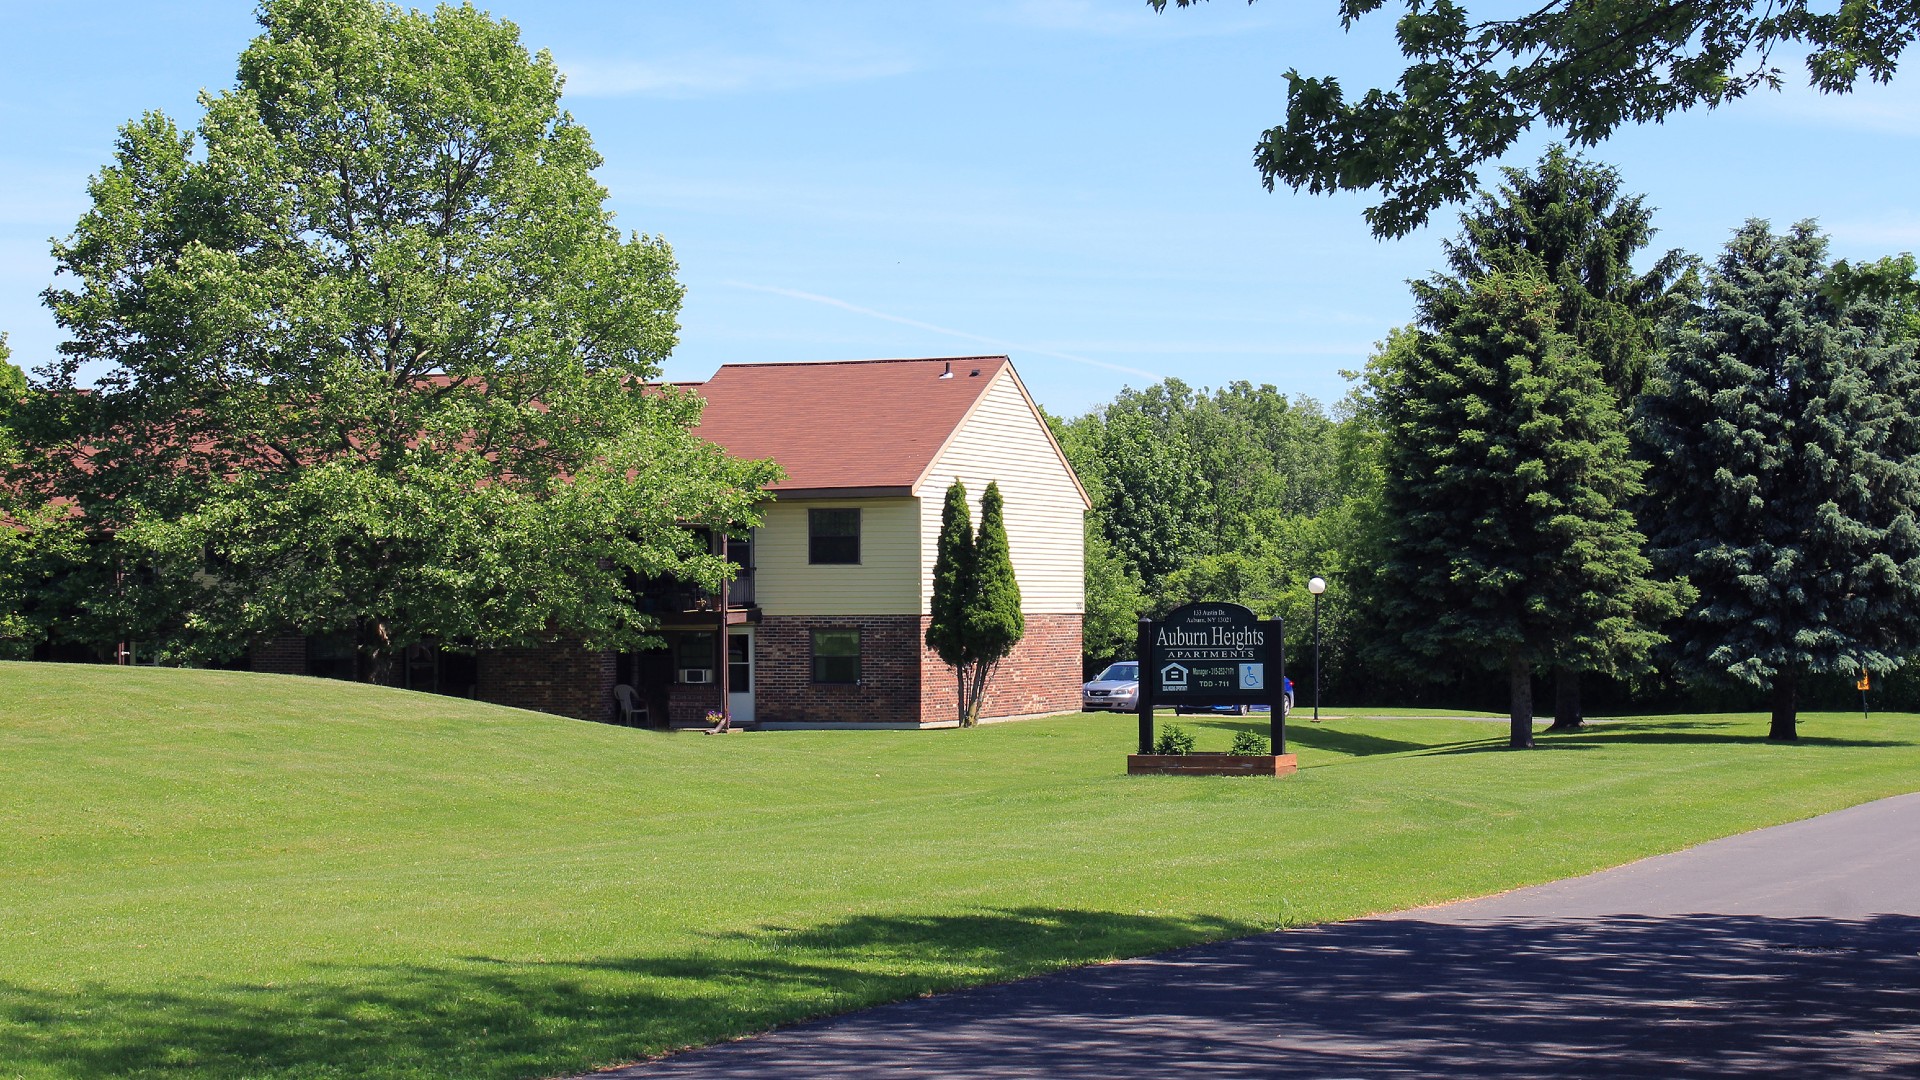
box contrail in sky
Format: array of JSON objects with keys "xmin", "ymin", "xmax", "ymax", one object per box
[{"xmin": 724, "ymin": 281, "xmax": 1163, "ymax": 381}]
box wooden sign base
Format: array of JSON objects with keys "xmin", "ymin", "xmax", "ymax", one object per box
[{"xmin": 1127, "ymin": 753, "xmax": 1298, "ymax": 777}]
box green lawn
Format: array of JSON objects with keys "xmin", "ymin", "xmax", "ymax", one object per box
[{"xmin": 4, "ymin": 662, "xmax": 1917, "ymax": 1080}]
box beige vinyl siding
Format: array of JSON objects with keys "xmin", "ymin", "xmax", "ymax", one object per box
[
  {"xmin": 915, "ymin": 369, "xmax": 1087, "ymax": 615},
  {"xmin": 753, "ymin": 498, "xmax": 923, "ymax": 616}
]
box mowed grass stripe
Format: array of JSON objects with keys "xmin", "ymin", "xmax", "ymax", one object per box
[{"xmin": 3, "ymin": 661, "xmax": 1917, "ymax": 1079}]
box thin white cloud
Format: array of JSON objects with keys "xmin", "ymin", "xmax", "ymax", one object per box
[
  {"xmin": 724, "ymin": 281, "xmax": 1163, "ymax": 379},
  {"xmin": 1724, "ymin": 50, "xmax": 1920, "ymax": 137},
  {"xmin": 997, "ymin": 0, "xmax": 1164, "ymax": 34},
  {"xmin": 1824, "ymin": 215, "xmax": 1920, "ymax": 248},
  {"xmin": 1741, "ymin": 88, "xmax": 1920, "ymax": 137},
  {"xmin": 994, "ymin": 0, "xmax": 1277, "ymax": 38},
  {"xmin": 1043, "ymin": 339, "xmax": 1375, "ymax": 357},
  {"xmin": 562, "ymin": 48, "xmax": 912, "ymax": 99}
]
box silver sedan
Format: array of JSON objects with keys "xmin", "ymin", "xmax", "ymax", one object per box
[{"xmin": 1082, "ymin": 661, "xmax": 1140, "ymax": 712}]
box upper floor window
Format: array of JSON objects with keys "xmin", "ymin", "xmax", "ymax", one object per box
[{"xmin": 808, "ymin": 508, "xmax": 861, "ymax": 564}]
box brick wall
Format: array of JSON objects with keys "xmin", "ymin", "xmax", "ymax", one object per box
[
  {"xmin": 755, "ymin": 614, "xmax": 923, "ymax": 724},
  {"xmin": 250, "ymin": 617, "xmax": 1079, "ymax": 727},
  {"xmin": 477, "ymin": 642, "xmax": 618, "ymax": 723},
  {"xmin": 920, "ymin": 613, "xmax": 1082, "ymax": 722},
  {"xmin": 249, "ymin": 636, "xmax": 308, "ymax": 676},
  {"xmin": 666, "ymin": 682, "xmax": 724, "ymax": 727}
]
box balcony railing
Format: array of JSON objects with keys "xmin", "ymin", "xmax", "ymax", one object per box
[{"xmin": 634, "ymin": 565, "xmax": 753, "ymax": 614}]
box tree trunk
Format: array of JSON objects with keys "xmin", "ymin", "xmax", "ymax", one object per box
[
  {"xmin": 360, "ymin": 619, "xmax": 396, "ymax": 686},
  {"xmin": 1769, "ymin": 668, "xmax": 1799, "ymax": 742},
  {"xmin": 955, "ymin": 665, "xmax": 970, "ymax": 727},
  {"xmin": 1508, "ymin": 656, "xmax": 1535, "ymax": 749},
  {"xmin": 964, "ymin": 661, "xmax": 994, "ymax": 727},
  {"xmin": 1548, "ymin": 666, "xmax": 1582, "ymax": 730}
]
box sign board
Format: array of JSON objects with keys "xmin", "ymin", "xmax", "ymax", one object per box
[
  {"xmin": 1151, "ymin": 602, "xmax": 1269, "ymax": 703},
  {"xmin": 1132, "ymin": 602, "xmax": 1287, "ymax": 758},
  {"xmin": 1858, "ymin": 671, "xmax": 1872, "ymax": 692}
]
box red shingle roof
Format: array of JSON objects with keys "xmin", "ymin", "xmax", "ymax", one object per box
[{"xmin": 689, "ymin": 356, "xmax": 1010, "ymax": 495}]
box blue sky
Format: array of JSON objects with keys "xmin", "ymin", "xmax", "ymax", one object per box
[{"xmin": 5, "ymin": 1, "xmax": 1919, "ymax": 417}]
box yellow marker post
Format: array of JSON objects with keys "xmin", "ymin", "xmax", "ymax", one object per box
[{"xmin": 1858, "ymin": 670, "xmax": 1871, "ymax": 719}]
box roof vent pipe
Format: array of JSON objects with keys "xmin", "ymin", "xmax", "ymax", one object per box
[{"xmin": 939, "ymin": 362, "xmax": 953, "ymax": 379}]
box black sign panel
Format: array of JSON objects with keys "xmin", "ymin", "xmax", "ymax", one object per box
[{"xmin": 1150, "ymin": 602, "xmax": 1269, "ymax": 702}]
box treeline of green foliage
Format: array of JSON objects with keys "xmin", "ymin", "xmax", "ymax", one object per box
[
  {"xmin": 1057, "ymin": 148, "xmax": 1920, "ymax": 726},
  {"xmin": 1055, "ymin": 374, "xmax": 1920, "ymax": 718},
  {"xmin": 1049, "ymin": 379, "xmax": 1380, "ymax": 702}
]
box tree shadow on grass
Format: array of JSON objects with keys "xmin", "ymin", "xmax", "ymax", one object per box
[
  {"xmin": 1204, "ymin": 718, "xmax": 1487, "ymax": 759},
  {"xmin": 1413, "ymin": 717, "xmax": 1915, "ymax": 756},
  {"xmin": 8, "ymin": 909, "xmax": 1918, "ymax": 1079},
  {"xmin": 1276, "ymin": 724, "xmax": 1435, "ymax": 757},
  {"xmin": 599, "ymin": 912, "xmax": 1920, "ymax": 1079},
  {"xmin": 1541, "ymin": 718, "xmax": 1914, "ymax": 750},
  {"xmin": 0, "ymin": 907, "xmax": 1258, "ymax": 1080}
]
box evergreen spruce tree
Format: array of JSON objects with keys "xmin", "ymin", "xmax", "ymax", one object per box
[
  {"xmin": 1638, "ymin": 220, "xmax": 1920, "ymax": 741},
  {"xmin": 965, "ymin": 481, "xmax": 1026, "ymax": 725},
  {"xmin": 1420, "ymin": 146, "xmax": 1693, "ymax": 400},
  {"xmin": 1415, "ymin": 146, "xmax": 1693, "ymax": 728},
  {"xmin": 926, "ymin": 480, "xmax": 977, "ymax": 725},
  {"xmin": 1378, "ymin": 272, "xmax": 1663, "ymax": 749}
]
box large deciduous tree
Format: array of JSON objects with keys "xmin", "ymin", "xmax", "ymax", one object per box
[
  {"xmin": 1376, "ymin": 272, "xmax": 1663, "ymax": 748},
  {"xmin": 1090, "ymin": 407, "xmax": 1207, "ymax": 586},
  {"xmin": 0, "ymin": 335, "xmax": 22, "ymax": 403},
  {"xmin": 1081, "ymin": 520, "xmax": 1148, "ymax": 666},
  {"xmin": 1416, "ymin": 146, "xmax": 1694, "ymax": 728},
  {"xmin": 925, "ymin": 480, "xmax": 1026, "ymax": 726},
  {"xmin": 17, "ymin": 0, "xmax": 777, "ymax": 676},
  {"xmin": 1151, "ymin": 0, "xmax": 1920, "ymax": 237},
  {"xmin": 0, "ymin": 334, "xmax": 82, "ymax": 659},
  {"xmin": 1063, "ymin": 380, "xmax": 1355, "ymax": 599},
  {"xmin": 1638, "ymin": 220, "xmax": 1920, "ymax": 741}
]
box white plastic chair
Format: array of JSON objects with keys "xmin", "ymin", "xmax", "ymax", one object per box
[{"xmin": 613, "ymin": 684, "xmax": 650, "ymax": 727}]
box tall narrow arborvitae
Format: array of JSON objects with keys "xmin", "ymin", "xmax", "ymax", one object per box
[
  {"xmin": 1638, "ymin": 220, "xmax": 1920, "ymax": 741},
  {"xmin": 926, "ymin": 480, "xmax": 977, "ymax": 725},
  {"xmin": 965, "ymin": 481, "xmax": 1025, "ymax": 725},
  {"xmin": 925, "ymin": 479, "xmax": 1026, "ymax": 727}
]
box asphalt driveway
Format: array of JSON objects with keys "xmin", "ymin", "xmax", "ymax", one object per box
[{"xmin": 582, "ymin": 793, "xmax": 1920, "ymax": 1078}]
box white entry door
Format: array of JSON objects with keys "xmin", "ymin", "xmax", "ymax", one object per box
[{"xmin": 727, "ymin": 630, "xmax": 755, "ymax": 725}]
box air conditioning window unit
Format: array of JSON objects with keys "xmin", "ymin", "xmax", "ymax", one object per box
[{"xmin": 680, "ymin": 668, "xmax": 714, "ymax": 685}]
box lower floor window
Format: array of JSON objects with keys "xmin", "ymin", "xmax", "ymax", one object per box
[
  {"xmin": 812, "ymin": 629, "xmax": 860, "ymax": 684},
  {"xmin": 676, "ymin": 631, "xmax": 715, "ymax": 684}
]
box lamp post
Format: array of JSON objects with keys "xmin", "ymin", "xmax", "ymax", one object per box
[{"xmin": 1307, "ymin": 576, "xmax": 1327, "ymax": 722}]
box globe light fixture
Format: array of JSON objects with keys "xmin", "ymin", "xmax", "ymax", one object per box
[{"xmin": 1307, "ymin": 576, "xmax": 1327, "ymax": 720}]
